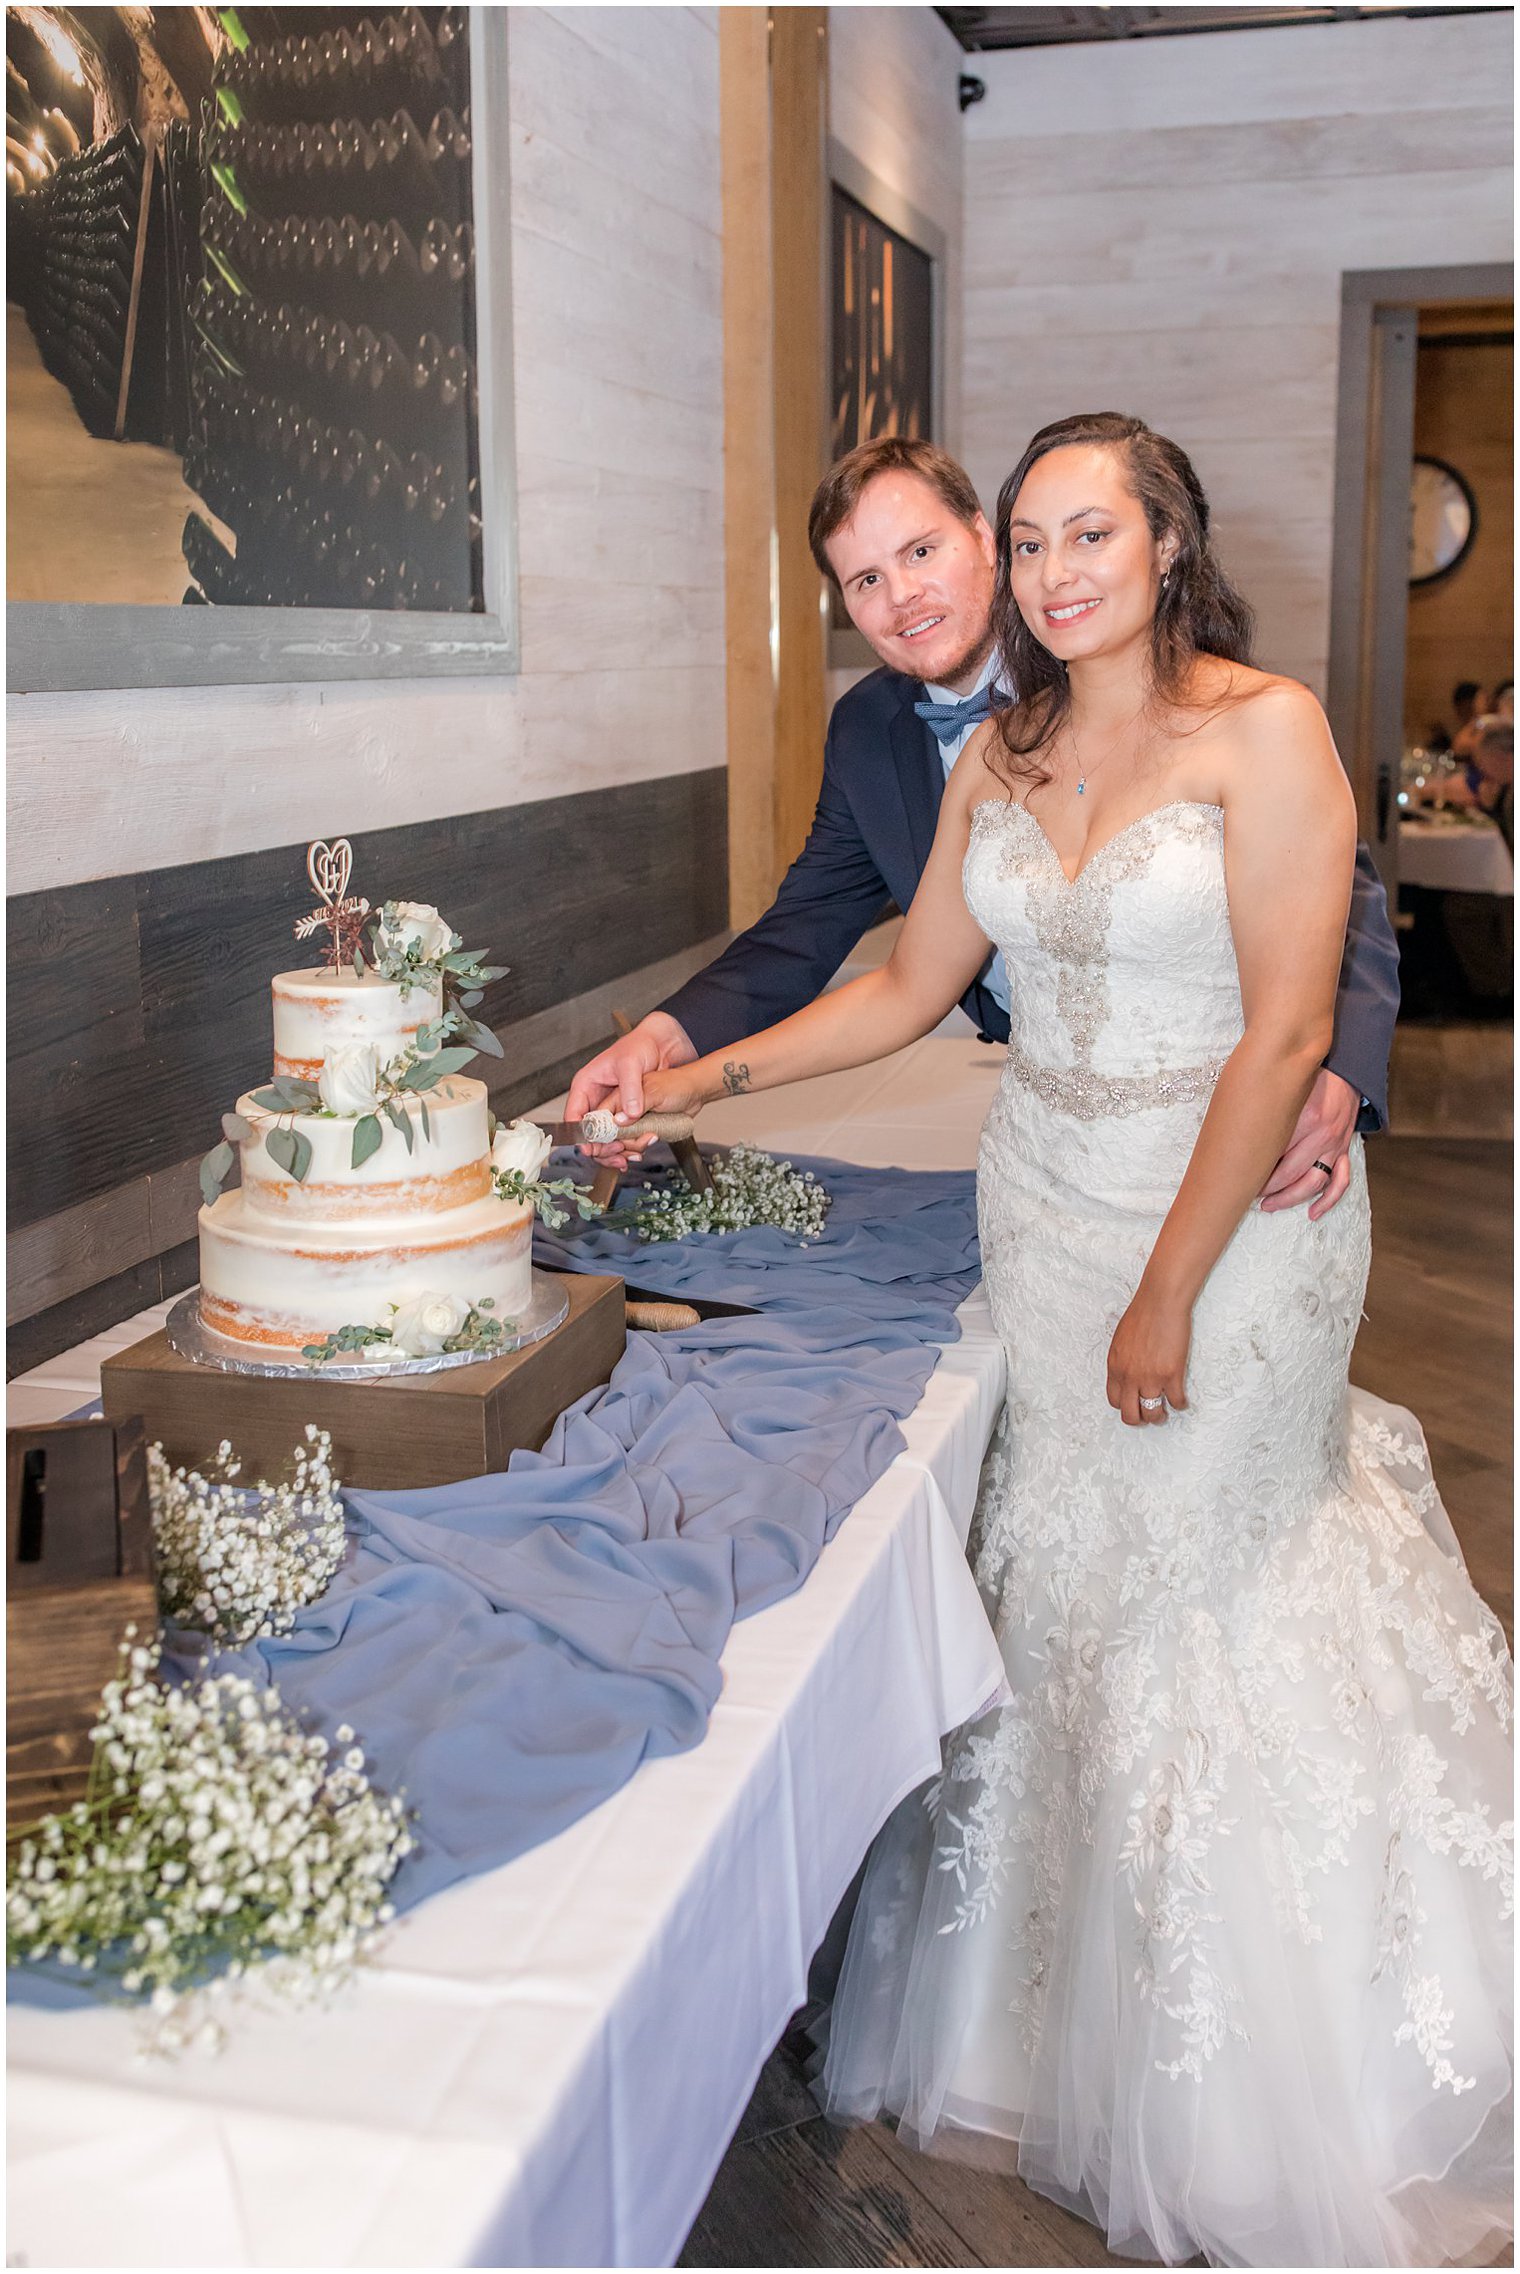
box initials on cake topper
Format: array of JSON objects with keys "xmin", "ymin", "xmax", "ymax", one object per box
[{"xmin": 294, "ymin": 839, "xmax": 371, "ymax": 973}]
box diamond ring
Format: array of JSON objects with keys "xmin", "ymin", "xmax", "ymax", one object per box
[{"xmin": 1138, "ymin": 1395, "xmax": 1166, "ymax": 1412}]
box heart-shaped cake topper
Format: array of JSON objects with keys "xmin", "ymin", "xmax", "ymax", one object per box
[
  {"xmin": 307, "ymin": 839, "xmax": 353, "ymax": 908},
  {"xmin": 295, "ymin": 839, "xmax": 369, "ymax": 971}
]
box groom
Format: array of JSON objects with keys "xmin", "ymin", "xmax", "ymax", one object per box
[{"xmin": 567, "ymin": 437, "xmax": 1399, "ymax": 1206}]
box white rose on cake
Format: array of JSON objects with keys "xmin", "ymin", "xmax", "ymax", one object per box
[
  {"xmin": 389, "ymin": 1291, "xmax": 471, "ymax": 1357},
  {"xmin": 492, "ymin": 1119, "xmax": 553, "ymax": 1184},
  {"xmin": 318, "ymin": 1042, "xmax": 383, "ymax": 1116},
  {"xmin": 376, "ymin": 902, "xmax": 455, "ymax": 965}
]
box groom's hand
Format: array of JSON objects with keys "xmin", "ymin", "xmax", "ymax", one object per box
[
  {"xmin": 1259, "ymin": 1069, "xmax": 1359, "ymax": 1220},
  {"xmin": 565, "ymin": 1012, "xmax": 698, "ymax": 1166}
]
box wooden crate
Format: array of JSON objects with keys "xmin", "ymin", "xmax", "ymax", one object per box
[
  {"xmin": 99, "ymin": 1273, "xmax": 626, "ymax": 1491},
  {"xmin": 7, "ymin": 1415, "xmax": 157, "ymax": 1828}
]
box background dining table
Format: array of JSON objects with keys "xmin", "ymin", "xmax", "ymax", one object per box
[{"xmin": 1398, "ymin": 808, "xmax": 1514, "ymax": 896}]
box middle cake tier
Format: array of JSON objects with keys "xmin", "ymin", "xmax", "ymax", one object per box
[
  {"xmin": 237, "ymin": 1075, "xmax": 489, "ymax": 1222},
  {"xmin": 199, "ymin": 1077, "xmax": 534, "ymax": 1350}
]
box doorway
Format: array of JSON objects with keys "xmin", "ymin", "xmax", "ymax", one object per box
[{"xmin": 1327, "ymin": 261, "xmax": 1513, "ymax": 1133}]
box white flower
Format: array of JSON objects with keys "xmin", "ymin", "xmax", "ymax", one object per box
[
  {"xmin": 317, "ymin": 1042, "xmax": 383, "ymax": 1117},
  {"xmin": 5, "ymin": 1633, "xmax": 409, "ymax": 2060},
  {"xmin": 148, "ymin": 1434, "xmax": 345, "ymax": 1648},
  {"xmin": 491, "ymin": 1119, "xmax": 553, "ymax": 1183},
  {"xmin": 376, "ymin": 902, "xmax": 454, "ymax": 965},
  {"xmin": 389, "ymin": 1291, "xmax": 470, "ymax": 1357},
  {"xmin": 631, "ymin": 1145, "xmax": 831, "ymax": 1245}
]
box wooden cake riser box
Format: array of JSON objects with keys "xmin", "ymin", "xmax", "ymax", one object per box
[{"xmin": 100, "ymin": 1274, "xmax": 626, "ymax": 1491}]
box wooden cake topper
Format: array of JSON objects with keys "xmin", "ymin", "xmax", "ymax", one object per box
[{"xmin": 294, "ymin": 839, "xmax": 371, "ymax": 972}]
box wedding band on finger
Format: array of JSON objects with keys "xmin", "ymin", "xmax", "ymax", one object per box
[
  {"xmin": 1312, "ymin": 1158, "xmax": 1335, "ymax": 1180},
  {"xmin": 1138, "ymin": 1394, "xmax": 1166, "ymax": 1413}
]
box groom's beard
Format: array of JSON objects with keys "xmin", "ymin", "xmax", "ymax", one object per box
[{"xmin": 886, "ymin": 626, "xmax": 997, "ymax": 689}]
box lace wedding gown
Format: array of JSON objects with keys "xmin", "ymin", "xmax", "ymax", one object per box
[{"xmin": 821, "ymin": 799, "xmax": 1513, "ymax": 2267}]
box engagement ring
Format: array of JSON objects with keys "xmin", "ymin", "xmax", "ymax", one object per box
[{"xmin": 1138, "ymin": 1395, "xmax": 1166, "ymax": 1412}]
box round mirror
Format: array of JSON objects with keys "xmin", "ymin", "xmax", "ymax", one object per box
[{"xmin": 1409, "ymin": 455, "xmax": 1477, "ymax": 585}]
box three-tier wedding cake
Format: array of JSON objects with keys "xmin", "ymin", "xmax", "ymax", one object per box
[{"xmin": 196, "ymin": 854, "xmax": 549, "ymax": 1358}]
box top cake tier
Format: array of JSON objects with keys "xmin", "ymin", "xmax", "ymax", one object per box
[{"xmin": 272, "ymin": 967, "xmax": 445, "ymax": 1081}]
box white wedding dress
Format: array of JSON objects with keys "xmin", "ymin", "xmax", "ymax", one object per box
[{"xmin": 821, "ymin": 798, "xmax": 1513, "ymax": 2267}]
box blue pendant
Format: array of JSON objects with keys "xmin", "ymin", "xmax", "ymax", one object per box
[{"xmin": 1077, "ymin": 779, "xmax": 1086, "ymax": 795}]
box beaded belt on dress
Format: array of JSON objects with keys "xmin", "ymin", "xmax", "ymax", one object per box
[{"xmin": 1007, "ymin": 1042, "xmax": 1224, "ymax": 1122}]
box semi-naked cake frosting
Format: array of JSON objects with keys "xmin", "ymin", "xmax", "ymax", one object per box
[
  {"xmin": 199, "ymin": 966, "xmax": 533, "ymax": 1353},
  {"xmin": 272, "ymin": 965, "xmax": 443, "ymax": 1081}
]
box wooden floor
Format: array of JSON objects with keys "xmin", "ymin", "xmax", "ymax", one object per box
[{"xmin": 681, "ymin": 1134, "xmax": 1513, "ymax": 2270}]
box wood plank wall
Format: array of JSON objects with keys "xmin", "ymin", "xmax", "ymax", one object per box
[
  {"xmin": 8, "ymin": 775, "xmax": 729, "ymax": 1371},
  {"xmin": 961, "ymin": 10, "xmax": 1513, "ymax": 698}
]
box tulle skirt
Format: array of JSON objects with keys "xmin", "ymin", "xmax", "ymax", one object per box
[{"xmin": 820, "ymin": 1391, "xmax": 1514, "ymax": 2268}]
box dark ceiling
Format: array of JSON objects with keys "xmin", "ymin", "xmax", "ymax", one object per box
[{"xmin": 936, "ymin": 5, "xmax": 1500, "ymax": 49}]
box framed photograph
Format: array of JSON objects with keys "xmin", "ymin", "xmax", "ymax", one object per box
[
  {"xmin": 830, "ymin": 189, "xmax": 933, "ymax": 461},
  {"xmin": 825, "ymin": 143, "xmax": 945, "ymax": 669},
  {"xmin": 6, "ymin": 5, "xmax": 517, "ymax": 690}
]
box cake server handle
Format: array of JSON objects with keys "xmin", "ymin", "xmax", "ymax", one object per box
[{"xmin": 574, "ymin": 1109, "xmax": 697, "ymax": 1145}]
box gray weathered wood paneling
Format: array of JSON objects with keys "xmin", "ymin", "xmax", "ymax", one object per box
[{"xmin": 8, "ymin": 769, "xmax": 728, "ymax": 1304}]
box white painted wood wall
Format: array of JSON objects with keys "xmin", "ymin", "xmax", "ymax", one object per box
[
  {"xmin": 961, "ymin": 11, "xmax": 1513, "ymax": 695},
  {"xmin": 8, "ymin": 8, "xmax": 724, "ymax": 895}
]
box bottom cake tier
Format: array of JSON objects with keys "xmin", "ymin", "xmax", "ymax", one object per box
[{"xmin": 197, "ymin": 1191, "xmax": 535, "ymax": 1351}]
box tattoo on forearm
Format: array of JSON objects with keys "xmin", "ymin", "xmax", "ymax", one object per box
[{"xmin": 721, "ymin": 1060, "xmax": 751, "ymax": 1097}]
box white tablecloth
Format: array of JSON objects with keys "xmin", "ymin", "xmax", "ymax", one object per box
[
  {"xmin": 1399, "ymin": 814, "xmax": 1514, "ymax": 895},
  {"xmin": 7, "ymin": 1035, "xmax": 1009, "ymax": 2269}
]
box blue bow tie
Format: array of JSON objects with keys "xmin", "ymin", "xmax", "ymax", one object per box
[{"xmin": 913, "ymin": 682, "xmax": 1007, "ymax": 746}]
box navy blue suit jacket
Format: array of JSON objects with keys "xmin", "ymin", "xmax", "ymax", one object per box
[{"xmin": 662, "ymin": 666, "xmax": 1401, "ymax": 1130}]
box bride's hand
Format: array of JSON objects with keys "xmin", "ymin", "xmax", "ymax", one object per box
[
  {"xmin": 639, "ymin": 1065, "xmax": 707, "ymax": 1122},
  {"xmin": 607, "ymin": 1063, "xmax": 708, "ymax": 1153},
  {"xmin": 1106, "ymin": 1290, "xmax": 1191, "ymax": 1427}
]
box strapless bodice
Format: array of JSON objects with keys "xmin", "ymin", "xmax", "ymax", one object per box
[{"xmin": 963, "ymin": 797, "xmax": 1241, "ymax": 1123}]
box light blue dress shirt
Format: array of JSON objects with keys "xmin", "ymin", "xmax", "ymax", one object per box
[{"xmin": 923, "ymin": 651, "xmax": 1012, "ymax": 1018}]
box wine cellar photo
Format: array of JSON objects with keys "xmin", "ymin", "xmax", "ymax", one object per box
[{"xmin": 6, "ymin": 5, "xmax": 483, "ymax": 611}]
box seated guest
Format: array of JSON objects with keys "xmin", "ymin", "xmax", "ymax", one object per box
[
  {"xmin": 1452, "ymin": 678, "xmax": 1485, "ymax": 736},
  {"xmin": 1452, "ymin": 682, "xmax": 1493, "ymax": 789},
  {"xmin": 1474, "ymin": 719, "xmax": 1515, "ymax": 853}
]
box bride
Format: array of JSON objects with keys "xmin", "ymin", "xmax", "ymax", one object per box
[{"xmin": 637, "ymin": 411, "xmax": 1513, "ymax": 2267}]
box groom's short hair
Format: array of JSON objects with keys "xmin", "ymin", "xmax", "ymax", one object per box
[{"xmin": 809, "ymin": 438, "xmax": 983, "ymax": 586}]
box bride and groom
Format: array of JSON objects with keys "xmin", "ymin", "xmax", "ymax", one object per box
[{"xmin": 566, "ymin": 417, "xmax": 1513, "ymax": 2267}]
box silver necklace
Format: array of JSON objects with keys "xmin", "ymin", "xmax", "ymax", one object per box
[{"xmin": 1068, "ymin": 704, "xmax": 1147, "ymax": 796}]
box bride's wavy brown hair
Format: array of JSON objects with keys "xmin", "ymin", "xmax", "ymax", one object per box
[{"xmin": 988, "ymin": 411, "xmax": 1255, "ymax": 793}]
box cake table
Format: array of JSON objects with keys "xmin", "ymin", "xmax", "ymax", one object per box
[{"xmin": 7, "ymin": 1028, "xmax": 1008, "ymax": 2269}]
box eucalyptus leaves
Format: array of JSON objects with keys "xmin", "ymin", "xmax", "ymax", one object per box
[
  {"xmin": 490, "ymin": 1166, "xmax": 604, "ymax": 1234},
  {"xmin": 301, "ymin": 1294, "xmax": 508, "ymax": 1366},
  {"xmin": 366, "ymin": 901, "xmax": 507, "ymax": 1034}
]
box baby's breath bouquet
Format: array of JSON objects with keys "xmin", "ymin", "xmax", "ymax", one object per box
[
  {"xmin": 622, "ymin": 1144, "xmax": 831, "ymax": 1244},
  {"xmin": 150, "ymin": 1425, "xmax": 346, "ymax": 1646},
  {"xmin": 6, "ymin": 1632, "xmax": 411, "ymax": 2058}
]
